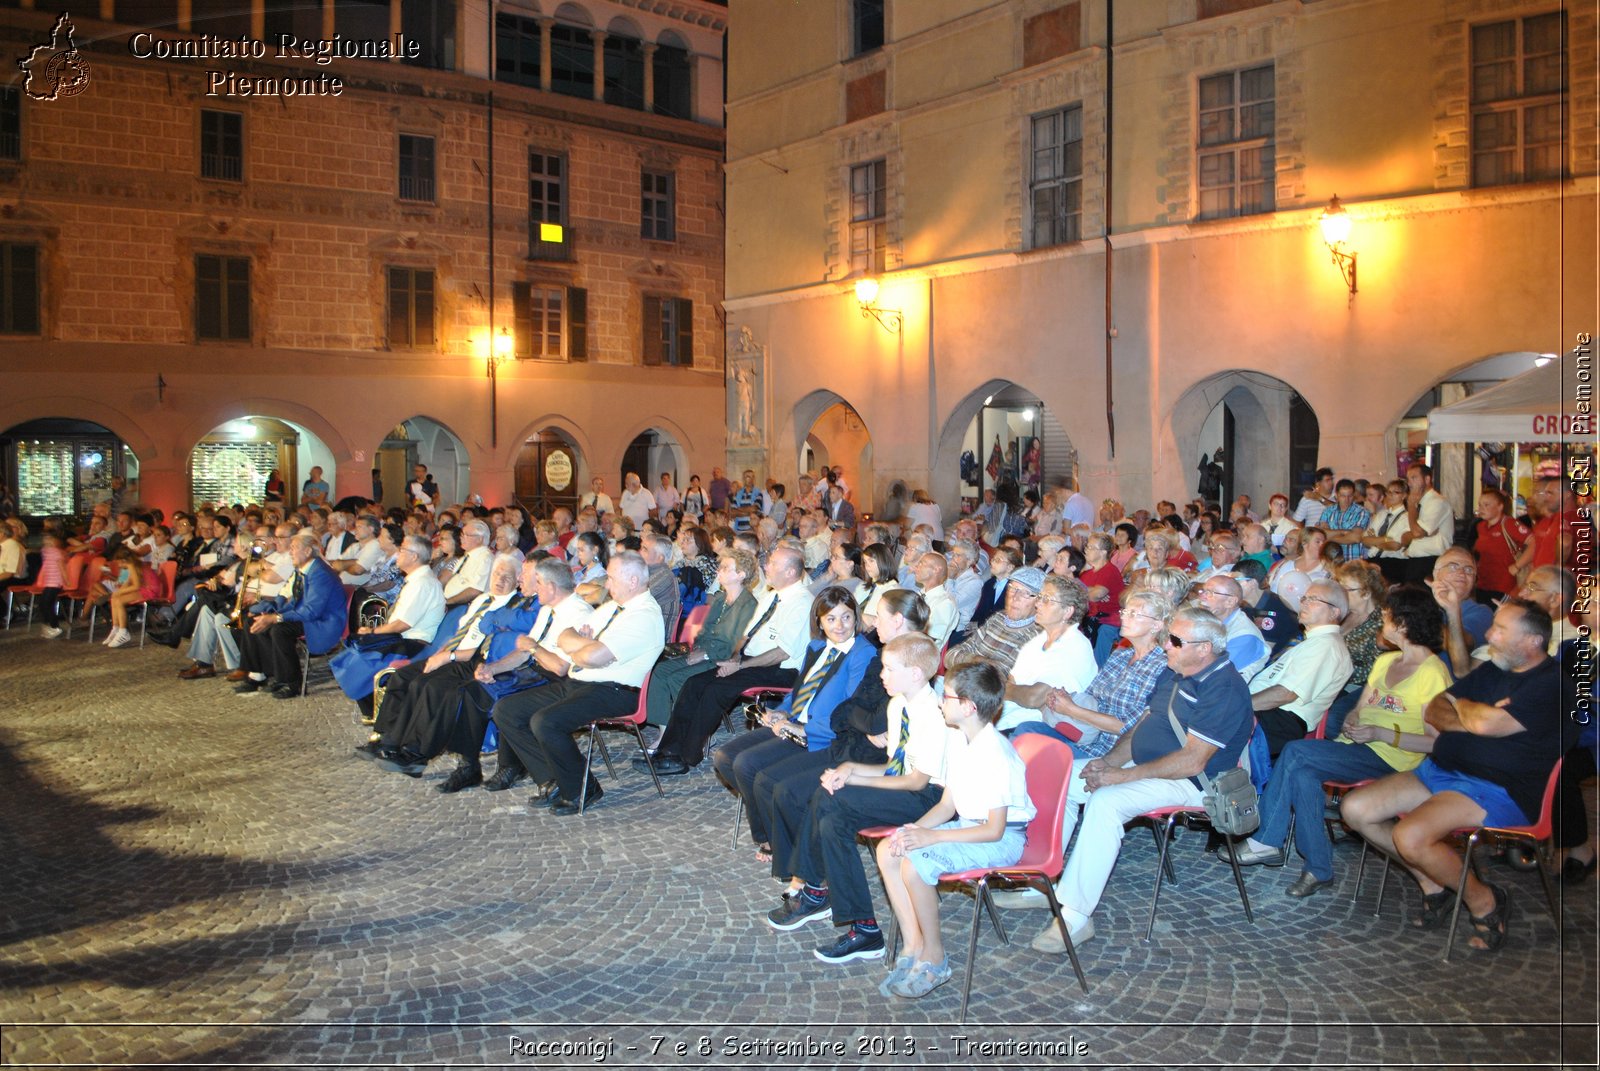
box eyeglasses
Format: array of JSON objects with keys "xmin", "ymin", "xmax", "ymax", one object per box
[
  {"xmin": 1199, "ymin": 588, "xmax": 1238, "ymax": 601},
  {"xmin": 1437, "ymin": 561, "xmax": 1477, "ymax": 575},
  {"xmin": 1164, "ymin": 632, "xmax": 1202, "ymax": 648},
  {"xmin": 1301, "ymin": 595, "xmax": 1339, "ymax": 610},
  {"xmin": 1125, "ymin": 610, "xmax": 1163, "ymax": 623}
]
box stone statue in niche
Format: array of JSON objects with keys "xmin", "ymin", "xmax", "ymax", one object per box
[
  {"xmin": 727, "ymin": 324, "xmax": 767, "ymax": 448},
  {"xmin": 733, "ymin": 362, "xmax": 759, "ymax": 444}
]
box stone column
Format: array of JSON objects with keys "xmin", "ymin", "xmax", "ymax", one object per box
[
  {"xmin": 138, "ymin": 467, "xmax": 189, "ymax": 518},
  {"xmin": 537, "ymin": 16, "xmax": 553, "ymax": 91},
  {"xmin": 322, "ymin": 0, "xmax": 335, "ymax": 42},
  {"xmin": 591, "ymin": 31, "xmax": 607, "ymax": 102},
  {"xmin": 642, "ymin": 41, "xmax": 657, "ymax": 112},
  {"xmin": 389, "ymin": 0, "xmax": 401, "ymax": 59}
]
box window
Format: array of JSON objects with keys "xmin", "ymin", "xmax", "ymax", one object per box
[
  {"xmin": 1030, "ymin": 105, "xmax": 1083, "ymax": 247},
  {"xmin": 335, "ymin": 0, "xmax": 388, "ymax": 40},
  {"xmin": 849, "ymin": 159, "xmax": 887, "ymax": 274},
  {"xmin": 529, "ymin": 150, "xmax": 570, "ymax": 259},
  {"xmin": 1196, "ymin": 64, "xmax": 1274, "ymax": 220},
  {"xmin": 401, "ymin": 0, "xmax": 455, "ymax": 70},
  {"xmin": 200, "ymin": 109, "xmax": 242, "ymax": 181},
  {"xmin": 653, "ymin": 42, "xmax": 692, "ymax": 119},
  {"xmin": 512, "ymin": 283, "xmax": 590, "ymax": 360},
  {"xmin": 398, "ymin": 134, "xmax": 436, "ymax": 202},
  {"xmin": 0, "ymin": 87, "xmax": 17, "ymax": 161},
  {"xmin": 550, "ymin": 23, "xmax": 595, "ymax": 99},
  {"xmin": 387, "ymin": 267, "xmax": 435, "ymax": 348},
  {"xmin": 853, "ymin": 0, "xmax": 885, "ymax": 56},
  {"xmin": 1471, "ymin": 12, "xmax": 1567, "ymax": 186},
  {"xmin": 496, "ymin": 12, "xmax": 541, "ymax": 88},
  {"xmin": 0, "ymin": 243, "xmax": 39, "ymax": 334},
  {"xmin": 604, "ymin": 35, "xmax": 646, "ymax": 110},
  {"xmin": 643, "ymin": 296, "xmax": 692, "ymax": 366},
  {"xmin": 641, "ymin": 170, "xmax": 675, "ymax": 241},
  {"xmin": 195, "ymin": 254, "xmax": 250, "ymax": 341}
]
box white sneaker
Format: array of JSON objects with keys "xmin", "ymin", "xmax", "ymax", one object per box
[
  {"xmin": 107, "ymin": 629, "xmax": 133, "ymax": 649},
  {"xmin": 1030, "ymin": 915, "xmax": 1094, "ymax": 954},
  {"xmin": 40, "ymin": 625, "xmax": 63, "ymax": 639}
]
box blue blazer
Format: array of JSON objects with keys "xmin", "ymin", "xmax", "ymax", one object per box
[
  {"xmin": 254, "ymin": 557, "xmax": 346, "ymax": 655},
  {"xmin": 778, "ymin": 638, "xmax": 875, "ymax": 752}
]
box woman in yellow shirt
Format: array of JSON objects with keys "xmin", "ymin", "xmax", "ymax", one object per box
[{"xmin": 1222, "ymin": 584, "xmax": 1452, "ymax": 897}]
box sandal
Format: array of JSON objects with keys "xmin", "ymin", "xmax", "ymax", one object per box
[
  {"xmin": 888, "ymin": 957, "xmax": 952, "ymax": 999},
  {"xmin": 1466, "ymin": 884, "xmax": 1512, "ymax": 952},
  {"xmin": 754, "ymin": 843, "xmax": 772, "ymax": 863},
  {"xmin": 1409, "ymin": 890, "xmax": 1453, "ymax": 930}
]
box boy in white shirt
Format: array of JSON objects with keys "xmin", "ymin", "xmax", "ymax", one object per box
[
  {"xmin": 767, "ymin": 631, "xmax": 949, "ymax": 964},
  {"xmin": 874, "ymin": 661, "xmax": 1034, "ymax": 999}
]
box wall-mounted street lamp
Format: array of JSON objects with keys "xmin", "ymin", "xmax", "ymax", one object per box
[
  {"xmin": 1318, "ymin": 194, "xmax": 1357, "ymax": 298},
  {"xmin": 854, "ymin": 276, "xmax": 902, "ymax": 333}
]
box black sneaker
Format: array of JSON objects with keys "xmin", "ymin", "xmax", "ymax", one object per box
[
  {"xmin": 234, "ymin": 678, "xmax": 265, "ymax": 695},
  {"xmin": 765, "ymin": 893, "xmax": 830, "ymax": 931},
  {"xmin": 814, "ymin": 926, "xmax": 886, "ymax": 964}
]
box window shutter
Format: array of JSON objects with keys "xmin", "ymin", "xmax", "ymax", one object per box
[
  {"xmin": 642, "ymin": 295, "xmax": 663, "ymax": 366},
  {"xmin": 674, "ymin": 298, "xmax": 693, "ymax": 366},
  {"xmin": 513, "ymin": 282, "xmax": 533, "ymax": 358},
  {"xmin": 567, "ymin": 286, "xmax": 587, "ymax": 361}
]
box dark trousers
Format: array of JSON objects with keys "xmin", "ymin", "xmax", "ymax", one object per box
[
  {"xmin": 38, "ymin": 587, "xmax": 62, "ymax": 627},
  {"xmin": 796, "ymin": 781, "xmax": 944, "ymax": 925},
  {"xmin": 1558, "ymin": 744, "xmax": 1598, "ymax": 850},
  {"xmin": 373, "ymin": 659, "xmax": 433, "ymax": 740},
  {"xmin": 352, "ymin": 639, "xmax": 429, "ymax": 719},
  {"xmin": 1257, "ymin": 706, "xmax": 1310, "ymax": 759},
  {"xmin": 392, "ymin": 662, "xmax": 497, "ymax": 763},
  {"xmin": 711, "ymin": 729, "xmax": 809, "ymax": 845},
  {"xmin": 240, "ymin": 619, "xmax": 306, "ymax": 686},
  {"xmin": 1402, "ymin": 556, "xmax": 1438, "ymax": 584},
  {"xmin": 1374, "ymin": 558, "xmax": 1409, "ymax": 585},
  {"xmin": 753, "ymin": 749, "xmax": 833, "ymax": 868},
  {"xmin": 495, "ymin": 678, "xmax": 642, "ymax": 801},
  {"xmin": 658, "ymin": 665, "xmax": 797, "ymax": 766}
]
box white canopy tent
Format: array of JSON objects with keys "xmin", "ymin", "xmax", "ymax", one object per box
[{"xmin": 1427, "ymin": 353, "xmax": 1596, "ymax": 444}]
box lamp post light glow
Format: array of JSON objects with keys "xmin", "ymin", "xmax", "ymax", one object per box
[
  {"xmin": 1318, "ymin": 194, "xmax": 1358, "ymax": 298},
  {"xmin": 853, "ymin": 276, "xmax": 901, "ymax": 333}
]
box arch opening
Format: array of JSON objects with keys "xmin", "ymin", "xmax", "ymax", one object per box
[
  {"xmin": 376, "ymin": 417, "xmax": 472, "ymax": 512},
  {"xmin": 794, "ymin": 391, "xmax": 873, "ymax": 514},
  {"xmin": 1172, "ymin": 371, "xmax": 1319, "ymax": 513},
  {"xmin": 621, "ymin": 428, "xmax": 687, "ymax": 514},
  {"xmin": 935, "ymin": 380, "xmax": 1074, "ymax": 519},
  {"xmin": 515, "ymin": 427, "xmax": 583, "ymax": 519},
  {"xmin": 188, "ymin": 416, "xmax": 334, "ymax": 511},
  {"xmin": 1, "ymin": 417, "xmax": 139, "ymax": 519}
]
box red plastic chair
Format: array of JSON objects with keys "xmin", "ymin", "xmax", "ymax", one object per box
[
  {"xmin": 677, "ymin": 603, "xmax": 710, "ymax": 646},
  {"xmin": 859, "ymin": 735, "xmax": 1089, "ymax": 1020},
  {"xmin": 134, "ymin": 560, "xmax": 180, "ymax": 648},
  {"xmin": 580, "ymin": 668, "xmax": 665, "ymax": 813},
  {"xmin": 1320, "ymin": 776, "xmax": 1379, "ymax": 905},
  {"xmin": 1132, "ymin": 794, "xmax": 1255, "ymax": 940},
  {"xmin": 1437, "ymin": 758, "xmax": 1564, "ymax": 960}
]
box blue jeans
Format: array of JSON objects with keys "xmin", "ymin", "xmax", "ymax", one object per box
[
  {"xmin": 1259, "ymin": 738, "xmax": 1394, "ymax": 881},
  {"xmin": 1092, "ymin": 624, "xmax": 1122, "ymax": 667},
  {"xmin": 1322, "ymin": 687, "xmax": 1364, "ymax": 740}
]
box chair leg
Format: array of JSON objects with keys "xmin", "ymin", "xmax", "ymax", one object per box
[
  {"xmin": 1225, "ymin": 837, "xmax": 1255, "ymax": 924},
  {"xmin": 1443, "ymin": 832, "xmax": 1482, "ymax": 962},
  {"xmin": 731, "ymin": 796, "xmax": 745, "ymax": 850},
  {"xmin": 1536, "ymin": 841, "xmax": 1560, "ymax": 927},
  {"xmin": 1147, "ymin": 821, "xmax": 1178, "ymax": 885},
  {"xmin": 1144, "ymin": 816, "xmax": 1179, "ymax": 941},
  {"xmin": 627, "ymin": 724, "xmax": 665, "ymax": 797},
  {"xmin": 594, "ymin": 732, "xmax": 618, "ymax": 781},
  {"xmin": 581, "ymin": 726, "xmax": 599, "ymax": 815},
  {"xmin": 1374, "ymin": 852, "xmax": 1391, "ymax": 917},
  {"xmin": 1040, "ymin": 883, "xmax": 1089, "ymax": 994},
  {"xmin": 86, "ymin": 603, "xmax": 97, "ymax": 644},
  {"xmin": 1352, "ymin": 837, "xmax": 1369, "ymax": 904},
  {"xmin": 959, "ymin": 880, "xmax": 984, "ymax": 1023},
  {"xmin": 977, "ymin": 880, "xmax": 1008, "ymax": 945},
  {"xmin": 138, "ymin": 606, "xmax": 148, "ymax": 649}
]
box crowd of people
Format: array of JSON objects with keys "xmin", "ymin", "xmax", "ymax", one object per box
[{"xmin": 2, "ymin": 459, "xmax": 1594, "ymax": 1000}]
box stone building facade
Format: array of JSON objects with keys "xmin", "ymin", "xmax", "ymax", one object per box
[
  {"xmin": 1, "ymin": 0, "xmax": 728, "ymax": 518},
  {"xmin": 723, "ymin": 0, "xmax": 1596, "ymax": 518}
]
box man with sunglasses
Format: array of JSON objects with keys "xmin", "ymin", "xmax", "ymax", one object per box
[
  {"xmin": 1031, "ymin": 606, "xmax": 1254, "ymax": 954},
  {"xmin": 1247, "ymin": 579, "xmax": 1353, "ymax": 757}
]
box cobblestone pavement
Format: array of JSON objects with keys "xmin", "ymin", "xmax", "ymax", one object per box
[{"xmin": 1, "ymin": 625, "xmax": 1596, "ymax": 1069}]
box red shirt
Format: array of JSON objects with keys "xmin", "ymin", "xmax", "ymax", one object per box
[
  {"xmin": 1474, "ymin": 516, "xmax": 1528, "ymax": 594},
  {"xmin": 1168, "ymin": 549, "xmax": 1199, "ymax": 573},
  {"xmin": 1081, "ymin": 562, "xmax": 1125, "ymax": 628},
  {"xmin": 1530, "ymin": 509, "xmax": 1592, "ymax": 572}
]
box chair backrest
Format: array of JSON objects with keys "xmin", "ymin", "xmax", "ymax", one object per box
[
  {"xmin": 1310, "ymin": 708, "xmax": 1330, "ymax": 740},
  {"xmin": 61, "ymin": 553, "xmax": 88, "ymax": 590},
  {"xmin": 1523, "ymin": 757, "xmax": 1565, "ymax": 838},
  {"xmin": 158, "ymin": 560, "xmax": 178, "ymax": 600},
  {"xmin": 678, "ymin": 603, "xmax": 711, "ymax": 646},
  {"xmin": 1008, "ymin": 733, "xmax": 1075, "ymax": 879}
]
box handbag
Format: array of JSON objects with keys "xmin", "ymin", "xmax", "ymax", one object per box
[{"xmin": 1166, "ymin": 698, "xmax": 1260, "ymax": 836}]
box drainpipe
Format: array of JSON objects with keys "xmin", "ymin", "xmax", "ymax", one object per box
[{"xmin": 1103, "ymin": 0, "xmax": 1115, "ymax": 459}]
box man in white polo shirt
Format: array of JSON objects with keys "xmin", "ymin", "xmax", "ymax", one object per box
[
  {"xmin": 494, "ymin": 551, "xmax": 666, "ymax": 814},
  {"xmin": 618, "ymin": 472, "xmax": 657, "ymax": 528},
  {"xmin": 647, "ymin": 543, "xmax": 814, "ymax": 774},
  {"xmin": 1248, "ymin": 579, "xmax": 1353, "ymax": 757}
]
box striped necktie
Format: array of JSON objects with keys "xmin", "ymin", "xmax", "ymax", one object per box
[
  {"xmin": 884, "ymin": 706, "xmax": 912, "ymax": 775},
  {"xmin": 790, "ymin": 647, "xmax": 840, "ymax": 723},
  {"xmin": 737, "ymin": 594, "xmax": 780, "ymax": 656},
  {"xmin": 443, "ymin": 597, "xmax": 494, "ymax": 651},
  {"xmin": 289, "ymin": 568, "xmax": 304, "ymax": 603}
]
